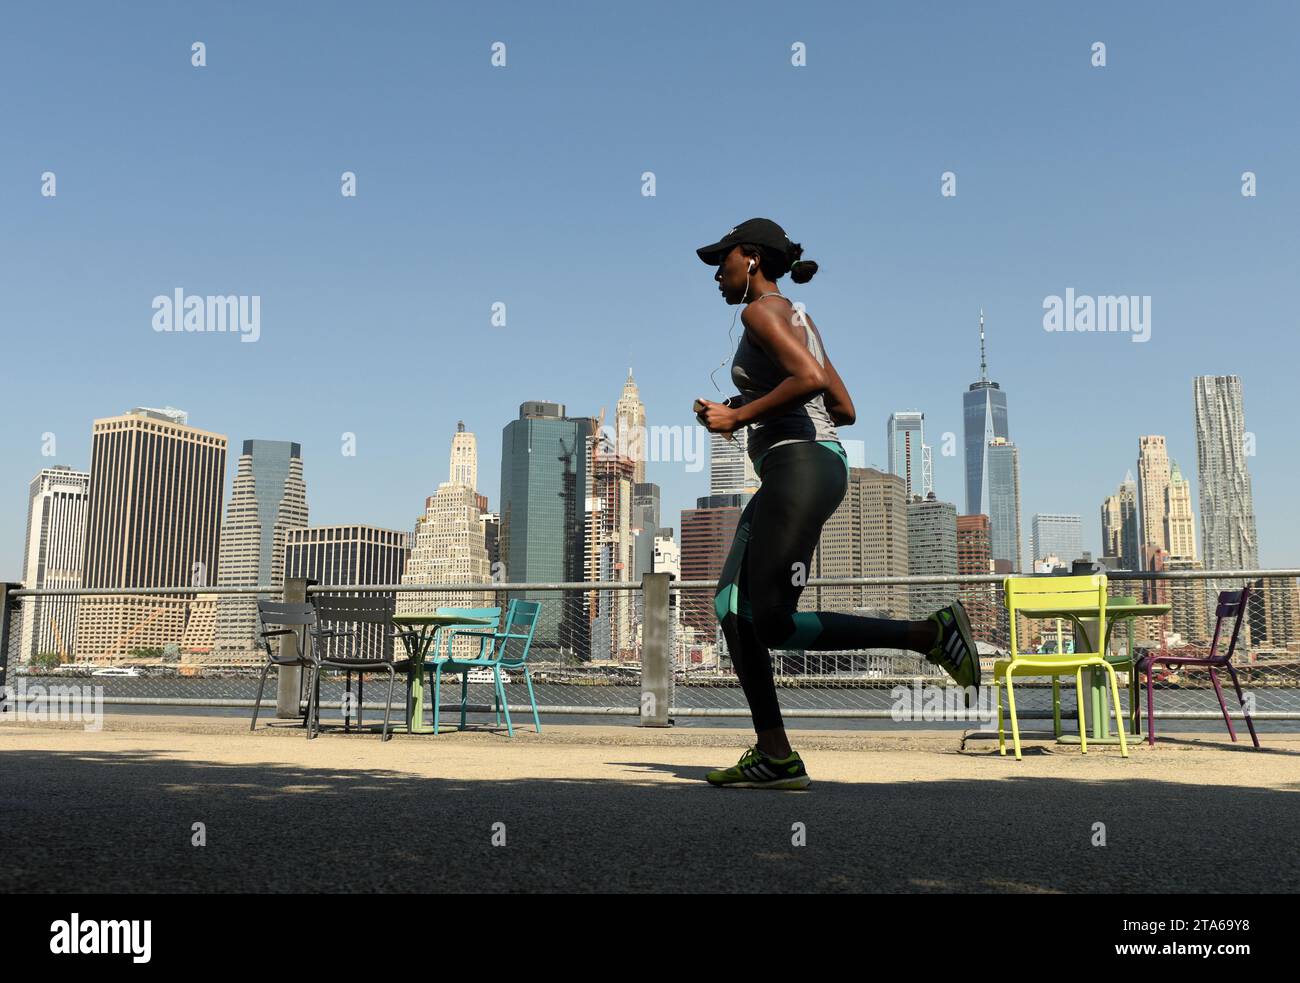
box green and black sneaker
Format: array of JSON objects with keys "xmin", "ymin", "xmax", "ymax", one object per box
[
  {"xmin": 927, "ymin": 601, "xmax": 982, "ymax": 700},
  {"xmin": 706, "ymin": 746, "xmax": 811, "ymax": 790}
]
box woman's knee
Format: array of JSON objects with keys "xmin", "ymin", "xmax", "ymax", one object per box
[
  {"xmin": 752, "ymin": 607, "xmax": 794, "ymax": 649},
  {"xmin": 753, "ymin": 607, "xmax": 826, "ymax": 650}
]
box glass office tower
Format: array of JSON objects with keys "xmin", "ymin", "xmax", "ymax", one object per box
[
  {"xmin": 499, "ymin": 402, "xmax": 596, "ymax": 659},
  {"xmin": 962, "ymin": 311, "xmax": 1009, "ymax": 515}
]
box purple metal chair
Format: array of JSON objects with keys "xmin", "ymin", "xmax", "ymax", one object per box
[{"xmin": 1136, "ymin": 584, "xmax": 1259, "ymax": 748}]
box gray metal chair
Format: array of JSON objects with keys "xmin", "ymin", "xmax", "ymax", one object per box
[
  {"xmin": 309, "ymin": 594, "xmax": 403, "ymax": 741},
  {"xmin": 250, "ymin": 601, "xmax": 321, "ymax": 738}
]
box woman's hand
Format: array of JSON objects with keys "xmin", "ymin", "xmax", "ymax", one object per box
[{"xmin": 693, "ymin": 398, "xmax": 741, "ymax": 436}]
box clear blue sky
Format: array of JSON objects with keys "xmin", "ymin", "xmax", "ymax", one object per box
[{"xmin": 3, "ymin": 0, "xmax": 1297, "ymax": 580}]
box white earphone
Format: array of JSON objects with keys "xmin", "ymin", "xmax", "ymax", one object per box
[{"xmin": 708, "ymin": 255, "xmax": 758, "ymax": 396}]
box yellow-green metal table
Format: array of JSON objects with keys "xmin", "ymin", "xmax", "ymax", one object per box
[
  {"xmin": 392, "ymin": 612, "xmax": 494, "ymax": 734},
  {"xmin": 1021, "ymin": 601, "xmax": 1171, "ymax": 745}
]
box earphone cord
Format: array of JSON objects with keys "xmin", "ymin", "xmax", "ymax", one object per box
[{"xmin": 707, "ymin": 264, "xmax": 785, "ymax": 394}]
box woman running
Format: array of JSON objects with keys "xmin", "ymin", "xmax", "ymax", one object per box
[{"xmin": 692, "ymin": 217, "xmax": 980, "ymax": 790}]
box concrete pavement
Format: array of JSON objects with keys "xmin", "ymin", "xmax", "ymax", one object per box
[{"xmin": 2, "ymin": 714, "xmax": 1297, "ymax": 892}]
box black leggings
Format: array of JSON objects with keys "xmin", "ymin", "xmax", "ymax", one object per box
[{"xmin": 714, "ymin": 440, "xmax": 938, "ymax": 732}]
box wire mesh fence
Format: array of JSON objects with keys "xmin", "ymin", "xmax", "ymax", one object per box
[
  {"xmin": 0, "ymin": 582, "xmax": 647, "ymax": 716},
  {"xmin": 669, "ymin": 573, "xmax": 1300, "ymax": 721},
  {"xmin": 3, "ymin": 571, "xmax": 1298, "ymax": 723}
]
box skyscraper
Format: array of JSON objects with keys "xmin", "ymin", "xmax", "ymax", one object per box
[
  {"xmin": 631, "ymin": 482, "xmax": 662, "ymax": 580},
  {"xmin": 887, "ymin": 411, "xmax": 933, "ymax": 499},
  {"xmin": 797, "ymin": 467, "xmax": 921, "ymax": 674},
  {"xmin": 479, "ymin": 511, "xmax": 501, "ymax": 574},
  {"xmin": 1101, "ymin": 473, "xmax": 1140, "ymax": 570},
  {"xmin": 1194, "ymin": 375, "xmax": 1262, "ymax": 642},
  {"xmin": 1194, "ymin": 376, "xmax": 1258, "ymax": 571},
  {"xmin": 1031, "ymin": 514, "xmax": 1084, "ymax": 567},
  {"xmin": 449, "ymin": 420, "xmax": 478, "ymax": 490},
  {"xmin": 76, "ymin": 408, "xmax": 227, "ymax": 663},
  {"xmin": 906, "ymin": 493, "xmax": 957, "ymax": 619},
  {"xmin": 214, "ymin": 440, "xmax": 308, "ymax": 660},
  {"xmin": 1137, "ymin": 435, "xmax": 1171, "ymax": 567},
  {"xmin": 808, "ymin": 468, "xmax": 910, "ymax": 619},
  {"xmin": 1165, "ymin": 460, "xmax": 1198, "ymax": 561},
  {"xmin": 956, "ymin": 514, "xmax": 997, "ymax": 644},
  {"xmin": 615, "ymin": 368, "xmax": 648, "ymax": 485},
  {"xmin": 499, "ymin": 401, "xmax": 595, "ymax": 658},
  {"xmin": 986, "ymin": 438, "xmax": 1022, "ymax": 573},
  {"xmin": 587, "ymin": 447, "xmax": 637, "ymax": 661},
  {"xmin": 680, "ymin": 494, "xmax": 748, "ymax": 641},
  {"xmin": 20, "ymin": 466, "xmax": 90, "ymax": 663},
  {"xmin": 962, "ymin": 310, "xmax": 1009, "ymax": 515},
  {"xmin": 285, "ymin": 526, "xmax": 410, "ymax": 584},
  {"xmin": 400, "ymin": 424, "xmax": 492, "ymax": 639},
  {"xmin": 710, "ymin": 429, "xmax": 759, "ymax": 496},
  {"xmin": 285, "ymin": 525, "xmax": 410, "ymax": 659}
]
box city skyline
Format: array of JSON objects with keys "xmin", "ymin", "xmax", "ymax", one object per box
[
  {"xmin": 7, "ymin": 362, "xmax": 1279, "ymax": 596},
  {"xmin": 24, "ymin": 365, "xmax": 1273, "ymax": 668}
]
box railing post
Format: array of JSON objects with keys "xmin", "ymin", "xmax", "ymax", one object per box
[
  {"xmin": 0, "ymin": 584, "xmax": 19, "ymax": 713},
  {"xmin": 275, "ymin": 578, "xmax": 310, "ymax": 719},
  {"xmin": 640, "ymin": 573, "xmax": 671, "ymax": 727}
]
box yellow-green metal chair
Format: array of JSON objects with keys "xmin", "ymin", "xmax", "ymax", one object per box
[
  {"xmin": 996, "ymin": 574, "xmax": 1129, "ymax": 760},
  {"xmin": 1102, "ymin": 595, "xmax": 1143, "ymax": 738},
  {"xmin": 1043, "ymin": 598, "xmax": 1141, "ymax": 740}
]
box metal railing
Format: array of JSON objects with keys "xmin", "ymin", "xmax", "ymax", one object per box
[{"xmin": 3, "ymin": 569, "xmax": 1298, "ymax": 725}]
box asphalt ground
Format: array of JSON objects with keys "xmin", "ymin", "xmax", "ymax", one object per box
[{"xmin": 2, "ymin": 714, "xmax": 1297, "ymax": 893}]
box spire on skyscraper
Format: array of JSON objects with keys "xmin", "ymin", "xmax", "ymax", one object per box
[
  {"xmin": 621, "ymin": 368, "xmax": 639, "ymax": 398},
  {"xmin": 978, "ymin": 308, "xmax": 987, "ymax": 383},
  {"xmin": 616, "ymin": 366, "xmax": 647, "ymax": 483}
]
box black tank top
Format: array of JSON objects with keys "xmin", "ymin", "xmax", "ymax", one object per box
[{"xmin": 730, "ymin": 297, "xmax": 841, "ymax": 465}]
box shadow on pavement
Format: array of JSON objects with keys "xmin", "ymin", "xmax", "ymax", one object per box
[{"xmin": 1, "ymin": 747, "xmax": 1296, "ymax": 893}]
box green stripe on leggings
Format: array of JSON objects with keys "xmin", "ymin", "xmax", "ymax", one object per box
[
  {"xmin": 817, "ymin": 439, "xmax": 849, "ymax": 476},
  {"xmin": 714, "ymin": 583, "xmax": 754, "ymax": 622},
  {"xmin": 778, "ymin": 611, "xmax": 824, "ymax": 649},
  {"xmin": 754, "ymin": 439, "xmax": 849, "ymax": 476},
  {"xmin": 714, "ymin": 584, "xmax": 736, "ymax": 623}
]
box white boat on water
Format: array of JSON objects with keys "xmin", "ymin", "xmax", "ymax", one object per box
[
  {"xmin": 465, "ymin": 667, "xmax": 509, "ymax": 685},
  {"xmin": 90, "ymin": 667, "xmax": 142, "ymax": 677}
]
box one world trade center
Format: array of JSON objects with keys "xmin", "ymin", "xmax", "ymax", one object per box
[{"xmin": 963, "ymin": 310, "xmax": 1009, "ymax": 516}]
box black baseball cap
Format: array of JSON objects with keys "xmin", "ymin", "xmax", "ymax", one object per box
[{"xmin": 696, "ymin": 217, "xmax": 793, "ymax": 266}]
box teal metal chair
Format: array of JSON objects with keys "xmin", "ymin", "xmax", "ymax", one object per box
[
  {"xmin": 429, "ymin": 604, "xmax": 501, "ymax": 723},
  {"xmin": 429, "ymin": 600, "xmax": 543, "ymax": 735},
  {"xmin": 432, "ymin": 606, "xmax": 503, "ymax": 660}
]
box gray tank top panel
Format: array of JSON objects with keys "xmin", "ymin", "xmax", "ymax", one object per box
[{"xmin": 730, "ymin": 302, "xmax": 840, "ymax": 463}]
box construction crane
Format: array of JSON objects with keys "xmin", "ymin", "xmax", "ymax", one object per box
[{"xmin": 555, "ymin": 426, "xmax": 583, "ymax": 660}]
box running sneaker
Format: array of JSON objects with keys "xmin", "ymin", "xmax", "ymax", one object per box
[
  {"xmin": 706, "ymin": 746, "xmax": 811, "ymax": 790},
  {"xmin": 927, "ymin": 600, "xmax": 982, "ymax": 700}
]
